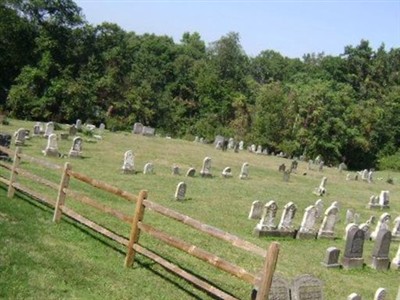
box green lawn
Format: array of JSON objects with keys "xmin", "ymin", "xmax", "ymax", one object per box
[{"xmin": 0, "ymin": 119, "xmax": 399, "ymax": 299}]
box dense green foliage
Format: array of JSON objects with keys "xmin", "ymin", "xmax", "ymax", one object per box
[{"xmin": 1, "ymin": 1, "xmax": 400, "ymax": 169}]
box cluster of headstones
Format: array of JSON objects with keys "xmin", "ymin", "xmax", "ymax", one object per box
[
  {"xmin": 251, "ymin": 274, "xmax": 323, "ymax": 300},
  {"xmin": 321, "ymin": 211, "xmax": 400, "ymax": 273},
  {"xmin": 346, "ymin": 168, "xmax": 374, "ymax": 182},
  {"xmin": 307, "ymin": 155, "xmax": 325, "ymax": 172},
  {"xmin": 368, "ymin": 190, "xmax": 390, "ymax": 209},
  {"xmin": 132, "ymin": 122, "xmax": 155, "ymax": 136}
]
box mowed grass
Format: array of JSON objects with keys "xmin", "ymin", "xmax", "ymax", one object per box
[{"xmin": 0, "ymin": 119, "xmax": 399, "ymax": 299}]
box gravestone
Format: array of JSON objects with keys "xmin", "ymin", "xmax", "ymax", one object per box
[
  {"xmin": 353, "ymin": 213, "xmax": 360, "ymax": 225},
  {"xmin": 76, "ymin": 119, "xmax": 82, "ymax": 130},
  {"xmin": 277, "ymin": 202, "xmax": 297, "ymax": 233},
  {"xmin": 338, "ymin": 162, "xmax": 347, "ymax": 173},
  {"xmin": 68, "ymin": 136, "xmax": 83, "ymax": 158},
  {"xmin": 283, "ymin": 170, "xmax": 290, "ymax": 182},
  {"xmin": 342, "ymin": 224, "xmax": 365, "ymax": 269},
  {"xmin": 315, "ymin": 199, "xmax": 324, "ymax": 220},
  {"xmin": 142, "ymin": 126, "xmax": 155, "ymax": 136},
  {"xmin": 347, "ymin": 293, "xmax": 362, "ymax": 300},
  {"xmin": 318, "ymin": 202, "xmax": 339, "ymax": 239},
  {"xmin": 321, "ymin": 247, "xmax": 341, "ymax": 268},
  {"xmin": 238, "ymin": 140, "xmax": 244, "ymax": 150},
  {"xmin": 0, "ymin": 133, "xmax": 11, "ymax": 159},
  {"xmin": 318, "ymin": 161, "xmax": 324, "ymax": 172},
  {"xmin": 367, "ymin": 215, "xmax": 376, "ymax": 225},
  {"xmin": 359, "ymin": 223, "xmax": 371, "ymax": 240},
  {"xmin": 251, "ymin": 276, "xmax": 291, "ymax": 300},
  {"xmin": 378, "ymin": 190, "xmax": 390, "ymax": 208},
  {"xmin": 239, "ymin": 162, "xmax": 249, "ymax": 179},
  {"xmin": 254, "ymin": 200, "xmax": 278, "ymax": 237},
  {"xmin": 256, "ymin": 145, "xmax": 262, "ymax": 154},
  {"xmin": 174, "ymin": 182, "xmax": 186, "ymax": 201},
  {"xmin": 371, "ymin": 213, "xmax": 391, "ymax": 241},
  {"xmin": 292, "ymin": 274, "xmax": 323, "ymax": 300},
  {"xmin": 122, "ymin": 150, "xmax": 135, "ymax": 174},
  {"xmin": 200, "ymin": 157, "xmax": 212, "ymax": 177},
  {"xmin": 214, "ymin": 135, "xmax": 224, "ymax": 147},
  {"xmin": 392, "ymin": 216, "xmax": 400, "ymax": 241},
  {"xmin": 133, "ymin": 122, "xmax": 143, "ymax": 134},
  {"xmin": 215, "ymin": 140, "xmax": 222, "ymax": 150},
  {"xmin": 371, "ymin": 229, "xmax": 392, "ymax": 270},
  {"xmin": 228, "ymin": 137, "xmax": 234, "ymax": 149},
  {"xmin": 221, "ymin": 167, "xmax": 232, "ymax": 178},
  {"xmin": 278, "ymin": 163, "xmax": 286, "ymax": 172},
  {"xmin": 297, "ymin": 205, "xmax": 317, "ymax": 239},
  {"xmin": 33, "ymin": 123, "xmax": 41, "ymax": 136},
  {"xmin": 390, "ymin": 243, "xmax": 400, "ymax": 270},
  {"xmin": 171, "ymin": 165, "xmax": 180, "ymax": 175},
  {"xmin": 250, "ymin": 144, "xmax": 256, "ymax": 152},
  {"xmin": 361, "ymin": 169, "xmax": 368, "ymax": 181},
  {"xmin": 367, "ymin": 170, "xmax": 373, "ymax": 183},
  {"xmin": 99, "ymin": 123, "xmax": 105, "ymax": 133},
  {"xmin": 14, "ymin": 128, "xmax": 26, "ymax": 146},
  {"xmin": 199, "ymin": 137, "xmax": 204, "ymax": 144},
  {"xmin": 194, "ymin": 136, "xmax": 199, "ymax": 143},
  {"xmin": 373, "ymin": 288, "xmax": 386, "ymax": 300},
  {"xmin": 69, "ymin": 124, "xmax": 77, "ymax": 136},
  {"xmin": 248, "ymin": 201, "xmax": 263, "ymax": 220},
  {"xmin": 44, "ymin": 122, "xmax": 54, "ymax": 137},
  {"xmin": 290, "ymin": 159, "xmax": 298, "ymax": 173},
  {"xmin": 186, "ymin": 167, "xmax": 196, "ymax": 177},
  {"xmin": 308, "ymin": 159, "xmax": 313, "ymax": 170},
  {"xmin": 42, "ymin": 133, "xmax": 59, "ymax": 157},
  {"xmin": 143, "ymin": 163, "xmax": 154, "ymax": 174},
  {"xmin": 346, "ymin": 209, "xmax": 355, "ymax": 225},
  {"xmin": 313, "ymin": 177, "xmax": 327, "ymax": 196}
]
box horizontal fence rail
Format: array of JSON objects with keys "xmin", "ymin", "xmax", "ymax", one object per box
[{"xmin": 0, "ymin": 145, "xmax": 279, "ymax": 299}]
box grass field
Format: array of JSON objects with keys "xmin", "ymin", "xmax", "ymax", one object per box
[{"xmin": 0, "ymin": 119, "xmax": 399, "ymax": 299}]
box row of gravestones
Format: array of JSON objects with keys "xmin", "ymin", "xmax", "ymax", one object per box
[
  {"xmin": 255, "ymin": 275, "xmax": 393, "ymax": 300},
  {"xmin": 121, "ymin": 153, "xmax": 251, "ymax": 179},
  {"xmin": 345, "ymin": 169, "xmax": 374, "ymax": 183},
  {"xmin": 132, "ymin": 122, "xmax": 155, "ymax": 136},
  {"xmin": 323, "ymin": 224, "xmax": 400, "ymax": 272},
  {"xmin": 368, "ymin": 191, "xmax": 390, "ymax": 209},
  {"xmin": 250, "ymin": 199, "xmax": 400, "ymax": 242},
  {"xmin": 41, "ymin": 134, "xmax": 83, "ymax": 158}
]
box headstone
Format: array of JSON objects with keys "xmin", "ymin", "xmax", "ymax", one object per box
[
  {"xmin": 215, "ymin": 140, "xmax": 222, "ymax": 150},
  {"xmin": 142, "ymin": 126, "xmax": 155, "ymax": 136},
  {"xmin": 99, "ymin": 123, "xmax": 105, "ymax": 133},
  {"xmin": 86, "ymin": 124, "xmax": 96, "ymax": 131},
  {"xmin": 390, "ymin": 243, "xmax": 400, "ymax": 270},
  {"xmin": 221, "ymin": 167, "xmax": 232, "ymax": 178},
  {"xmin": 313, "ymin": 177, "xmax": 327, "ymax": 196},
  {"xmin": 122, "ymin": 150, "xmax": 135, "ymax": 174},
  {"xmin": 252, "ymin": 276, "xmax": 291, "ymax": 300},
  {"xmin": 69, "ymin": 124, "xmax": 77, "ymax": 136},
  {"xmin": 353, "ymin": 213, "xmax": 360, "ymax": 225},
  {"xmin": 186, "ymin": 168, "xmax": 196, "ymax": 177},
  {"xmin": 392, "ymin": 216, "xmax": 400, "ymax": 241},
  {"xmin": 44, "ymin": 122, "xmax": 54, "ymax": 138},
  {"xmin": 318, "ymin": 202, "xmax": 339, "ymax": 239},
  {"xmin": 278, "ymin": 202, "xmax": 297, "ymax": 232},
  {"xmin": 308, "ymin": 159, "xmax": 313, "ymax": 170},
  {"xmin": 292, "ymin": 274, "xmax": 323, "ymax": 300},
  {"xmin": 368, "ymin": 195, "xmax": 380, "ymax": 209},
  {"xmin": 174, "ymin": 182, "xmax": 186, "ymax": 201},
  {"xmin": 290, "ymin": 159, "xmax": 298, "ymax": 173},
  {"xmin": 33, "ymin": 123, "xmax": 41, "ymax": 136},
  {"xmin": 248, "ymin": 201, "xmax": 263, "ymax": 220},
  {"xmin": 76, "ymin": 119, "xmax": 82, "ymax": 130},
  {"xmin": 68, "ymin": 136, "xmax": 83, "ymax": 158},
  {"xmin": 297, "ymin": 205, "xmax": 317, "ymax": 239},
  {"xmin": 214, "ymin": 135, "xmax": 224, "ymax": 146},
  {"xmin": 367, "ymin": 170, "xmax": 373, "ymax": 183},
  {"xmin": 371, "ymin": 229, "xmax": 392, "ymax": 270},
  {"xmin": 234, "ymin": 142, "xmax": 239, "ymax": 153},
  {"xmin": 171, "ymin": 165, "xmax": 180, "ymax": 175},
  {"xmin": 228, "ymin": 137, "xmax": 234, "ymax": 149},
  {"xmin": 367, "ymin": 215, "xmax": 376, "ymax": 225},
  {"xmin": 14, "ymin": 128, "xmax": 26, "ymax": 146},
  {"xmin": 250, "ymin": 144, "xmax": 256, "ymax": 152},
  {"xmin": 132, "ymin": 122, "xmax": 143, "ymax": 134},
  {"xmin": 373, "ymin": 288, "xmax": 386, "ymax": 300},
  {"xmin": 283, "ymin": 170, "xmax": 290, "ymax": 182},
  {"xmin": 194, "ymin": 136, "xmax": 199, "ymax": 143},
  {"xmin": 359, "ymin": 223, "xmax": 371, "ymax": 240},
  {"xmin": 370, "ymin": 213, "xmax": 391, "ymax": 241},
  {"xmin": 378, "ymin": 190, "xmax": 390, "ymax": 208},
  {"xmin": 338, "ymin": 162, "xmax": 347, "ymax": 173},
  {"xmin": 239, "ymin": 162, "xmax": 249, "ymax": 179},
  {"xmin": 318, "ymin": 161, "xmax": 324, "ymax": 172},
  {"xmin": 278, "ymin": 163, "xmax": 286, "ymax": 172},
  {"xmin": 342, "ymin": 224, "xmax": 365, "ymax": 269},
  {"xmin": 143, "ymin": 162, "xmax": 154, "ymax": 174},
  {"xmin": 321, "ymin": 247, "xmax": 341, "ymax": 268},
  {"xmin": 346, "ymin": 209, "xmax": 355, "ymax": 225},
  {"xmin": 238, "ymin": 140, "xmax": 244, "ymax": 150},
  {"xmin": 200, "ymin": 156, "xmax": 212, "ymax": 177},
  {"xmin": 199, "ymin": 137, "xmax": 204, "ymax": 144},
  {"xmin": 361, "ymin": 169, "xmax": 368, "ymax": 181},
  {"xmin": 0, "ymin": 133, "xmax": 11, "ymax": 159},
  {"xmin": 254, "ymin": 201, "xmax": 278, "ymax": 236},
  {"xmin": 315, "ymin": 199, "xmax": 324, "ymax": 220},
  {"xmin": 347, "ymin": 293, "xmax": 362, "ymax": 300},
  {"xmin": 256, "ymin": 145, "xmax": 262, "ymax": 154},
  {"xmin": 42, "ymin": 133, "xmax": 59, "ymax": 157}
]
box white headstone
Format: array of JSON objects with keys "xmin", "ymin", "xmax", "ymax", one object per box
[
  {"xmin": 297, "ymin": 205, "xmax": 317, "ymax": 237},
  {"xmin": 370, "ymin": 213, "xmax": 391, "ymax": 241},
  {"xmin": 248, "ymin": 201, "xmax": 263, "ymax": 219},
  {"xmin": 255, "ymin": 201, "xmax": 278, "ymax": 231},
  {"xmin": 200, "ymin": 156, "xmax": 212, "ymax": 177},
  {"xmin": 68, "ymin": 136, "xmax": 83, "ymax": 158},
  {"xmin": 239, "ymin": 162, "xmax": 249, "ymax": 179},
  {"xmin": 143, "ymin": 162, "xmax": 154, "ymax": 174},
  {"xmin": 44, "ymin": 122, "xmax": 54, "ymax": 137},
  {"xmin": 122, "ymin": 150, "xmax": 134, "ymax": 173},
  {"xmin": 43, "ymin": 133, "xmax": 59, "ymax": 157},
  {"xmin": 278, "ymin": 202, "xmax": 297, "ymax": 231},
  {"xmin": 174, "ymin": 182, "xmax": 186, "ymax": 201},
  {"xmin": 221, "ymin": 167, "xmax": 232, "ymax": 178},
  {"xmin": 318, "ymin": 202, "xmax": 339, "ymax": 239}
]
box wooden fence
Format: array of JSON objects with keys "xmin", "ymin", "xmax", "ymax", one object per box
[{"xmin": 0, "ymin": 145, "xmax": 279, "ymax": 299}]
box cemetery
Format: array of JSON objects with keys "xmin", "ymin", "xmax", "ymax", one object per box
[{"xmin": 0, "ymin": 119, "xmax": 399, "ymax": 299}]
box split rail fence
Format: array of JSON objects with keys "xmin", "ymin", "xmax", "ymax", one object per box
[{"xmin": 0, "ymin": 145, "xmax": 280, "ymax": 299}]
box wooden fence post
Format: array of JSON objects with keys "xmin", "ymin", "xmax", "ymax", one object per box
[
  {"xmin": 255, "ymin": 242, "xmax": 280, "ymax": 300},
  {"xmin": 124, "ymin": 189, "xmax": 148, "ymax": 267},
  {"xmin": 7, "ymin": 147, "xmax": 21, "ymax": 198},
  {"xmin": 53, "ymin": 162, "xmax": 72, "ymax": 222}
]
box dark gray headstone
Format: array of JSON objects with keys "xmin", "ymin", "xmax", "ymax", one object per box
[
  {"xmin": 321, "ymin": 247, "xmax": 341, "ymax": 268},
  {"xmin": 342, "ymin": 226, "xmax": 365, "ymax": 269},
  {"xmin": 186, "ymin": 168, "xmax": 196, "ymax": 177},
  {"xmin": 292, "ymin": 275, "xmax": 323, "ymax": 300}
]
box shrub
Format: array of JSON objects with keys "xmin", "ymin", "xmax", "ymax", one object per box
[{"xmin": 378, "ymin": 151, "xmax": 400, "ymax": 171}]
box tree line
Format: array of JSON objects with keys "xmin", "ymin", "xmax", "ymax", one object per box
[{"xmin": 1, "ymin": 0, "xmax": 400, "ymax": 170}]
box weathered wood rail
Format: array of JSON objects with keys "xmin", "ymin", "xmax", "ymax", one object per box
[{"xmin": 0, "ymin": 145, "xmax": 279, "ymax": 299}]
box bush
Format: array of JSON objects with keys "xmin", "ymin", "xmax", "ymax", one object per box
[{"xmin": 378, "ymin": 151, "xmax": 400, "ymax": 171}]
